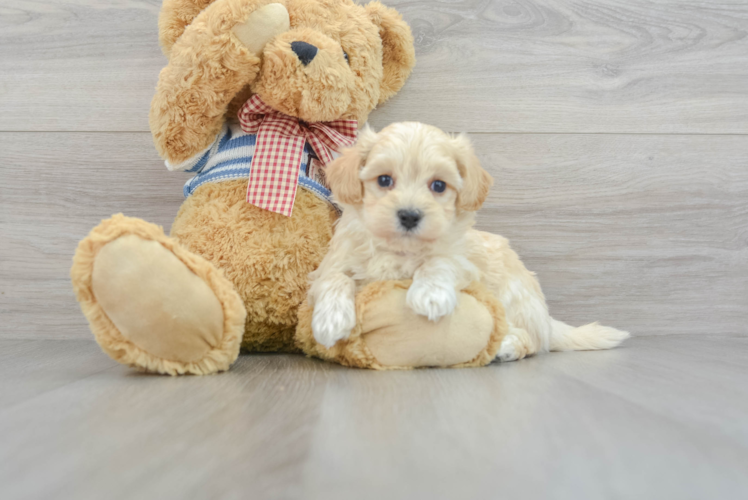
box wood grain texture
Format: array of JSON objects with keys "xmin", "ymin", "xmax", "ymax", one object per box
[
  {"xmin": 1, "ymin": 0, "xmax": 748, "ymax": 133},
  {"xmin": 0, "ymin": 340, "xmax": 117, "ymax": 411},
  {"xmin": 373, "ymin": 0, "xmax": 748, "ymax": 133},
  {"xmin": 472, "ymin": 133, "xmax": 748, "ymax": 336},
  {"xmin": 1, "ymin": 336, "xmax": 747, "ymax": 500},
  {"xmin": 0, "ymin": 132, "xmax": 185, "ymax": 339},
  {"xmin": 0, "ymin": 0, "xmax": 162, "ymax": 132},
  {"xmin": 2, "ymin": 132, "xmax": 746, "ymax": 340}
]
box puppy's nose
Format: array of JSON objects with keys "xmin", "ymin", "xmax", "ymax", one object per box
[
  {"xmin": 291, "ymin": 41, "xmax": 318, "ymax": 66},
  {"xmin": 398, "ymin": 209, "xmax": 422, "ymax": 230}
]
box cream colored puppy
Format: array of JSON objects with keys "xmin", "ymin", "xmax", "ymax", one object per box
[{"xmin": 309, "ymin": 122, "xmax": 629, "ymax": 361}]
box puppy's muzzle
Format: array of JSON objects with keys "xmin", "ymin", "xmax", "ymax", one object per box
[{"xmin": 397, "ymin": 209, "xmax": 422, "ymax": 231}]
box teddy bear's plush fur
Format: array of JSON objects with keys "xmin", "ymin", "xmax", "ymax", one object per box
[
  {"xmin": 150, "ymin": 0, "xmax": 416, "ymax": 163},
  {"xmin": 71, "ymin": 0, "xmax": 418, "ymax": 374}
]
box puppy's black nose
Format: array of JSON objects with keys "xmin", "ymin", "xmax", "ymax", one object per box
[
  {"xmin": 291, "ymin": 41, "xmax": 318, "ymax": 66},
  {"xmin": 398, "ymin": 209, "xmax": 422, "ymax": 230}
]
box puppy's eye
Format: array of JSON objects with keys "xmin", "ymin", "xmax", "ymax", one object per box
[
  {"xmin": 430, "ymin": 180, "xmax": 447, "ymax": 193},
  {"xmin": 343, "ymin": 51, "xmax": 349, "ymax": 64},
  {"xmin": 377, "ymin": 175, "xmax": 393, "ymax": 188}
]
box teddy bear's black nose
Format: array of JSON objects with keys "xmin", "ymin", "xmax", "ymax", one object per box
[{"xmin": 291, "ymin": 41, "xmax": 318, "ymax": 66}]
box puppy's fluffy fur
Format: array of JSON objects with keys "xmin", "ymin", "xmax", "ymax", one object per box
[{"xmin": 309, "ymin": 122, "xmax": 629, "ymax": 361}]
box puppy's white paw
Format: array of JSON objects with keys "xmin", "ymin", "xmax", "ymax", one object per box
[
  {"xmin": 406, "ymin": 280, "xmax": 457, "ymax": 321},
  {"xmin": 497, "ymin": 335, "xmax": 525, "ymax": 362},
  {"xmin": 312, "ymin": 297, "xmax": 356, "ymax": 348}
]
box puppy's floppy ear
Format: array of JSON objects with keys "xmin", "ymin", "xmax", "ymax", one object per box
[
  {"xmin": 326, "ymin": 126, "xmax": 378, "ymax": 205},
  {"xmin": 451, "ymin": 133, "xmax": 493, "ymax": 212},
  {"xmin": 365, "ymin": 2, "xmax": 416, "ymax": 105}
]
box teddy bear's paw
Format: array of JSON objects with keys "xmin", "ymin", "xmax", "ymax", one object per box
[
  {"xmin": 312, "ymin": 297, "xmax": 356, "ymax": 348},
  {"xmin": 232, "ymin": 3, "xmax": 290, "ymax": 55},
  {"xmin": 406, "ymin": 280, "xmax": 458, "ymax": 322}
]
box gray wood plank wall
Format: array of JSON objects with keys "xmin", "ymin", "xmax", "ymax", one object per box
[{"xmin": 1, "ymin": 0, "xmax": 747, "ymax": 340}]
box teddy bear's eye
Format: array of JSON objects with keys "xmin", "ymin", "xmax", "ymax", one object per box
[{"xmin": 343, "ymin": 51, "xmax": 350, "ymax": 64}]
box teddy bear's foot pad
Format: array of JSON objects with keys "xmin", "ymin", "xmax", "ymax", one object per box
[
  {"xmin": 362, "ymin": 288, "xmax": 495, "ymax": 368},
  {"xmin": 92, "ymin": 235, "xmax": 225, "ymax": 363},
  {"xmin": 71, "ymin": 215, "xmax": 246, "ymax": 375}
]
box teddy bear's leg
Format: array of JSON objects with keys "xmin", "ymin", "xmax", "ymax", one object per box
[
  {"xmin": 71, "ymin": 215, "xmax": 247, "ymax": 375},
  {"xmin": 170, "ymin": 180, "xmax": 338, "ymax": 352},
  {"xmin": 296, "ymin": 281, "xmax": 509, "ymax": 370}
]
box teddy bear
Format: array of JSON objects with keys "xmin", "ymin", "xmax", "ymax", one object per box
[{"xmin": 71, "ymin": 0, "xmax": 508, "ymax": 375}]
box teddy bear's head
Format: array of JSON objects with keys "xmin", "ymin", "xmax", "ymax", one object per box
[{"xmin": 159, "ymin": 0, "xmax": 415, "ymax": 124}]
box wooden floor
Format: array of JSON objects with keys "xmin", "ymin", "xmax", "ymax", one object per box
[
  {"xmin": 1, "ymin": 336, "xmax": 747, "ymax": 499},
  {"xmin": 1, "ymin": 0, "xmax": 747, "ymax": 498}
]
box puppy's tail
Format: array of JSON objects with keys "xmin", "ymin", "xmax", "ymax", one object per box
[{"xmin": 549, "ymin": 318, "xmax": 630, "ymax": 352}]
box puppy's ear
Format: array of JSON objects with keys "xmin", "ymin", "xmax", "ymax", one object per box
[
  {"xmin": 452, "ymin": 134, "xmax": 493, "ymax": 212},
  {"xmin": 326, "ymin": 126, "xmax": 378, "ymax": 205}
]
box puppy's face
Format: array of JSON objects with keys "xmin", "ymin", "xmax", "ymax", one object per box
[{"xmin": 327, "ymin": 122, "xmax": 493, "ymax": 247}]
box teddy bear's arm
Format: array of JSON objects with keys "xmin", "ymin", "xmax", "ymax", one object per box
[{"xmin": 149, "ymin": 0, "xmax": 289, "ymax": 164}]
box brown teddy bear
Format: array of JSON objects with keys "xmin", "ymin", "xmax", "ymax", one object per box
[{"xmin": 71, "ymin": 0, "xmax": 508, "ymax": 375}]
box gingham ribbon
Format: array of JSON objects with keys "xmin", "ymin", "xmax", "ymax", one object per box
[{"xmin": 238, "ymin": 95, "xmax": 358, "ymax": 216}]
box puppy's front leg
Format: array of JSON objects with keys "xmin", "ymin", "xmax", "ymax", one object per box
[
  {"xmin": 310, "ymin": 273, "xmax": 357, "ymax": 348},
  {"xmin": 406, "ymin": 257, "xmax": 460, "ymax": 322}
]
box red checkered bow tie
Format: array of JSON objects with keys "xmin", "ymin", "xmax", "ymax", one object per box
[{"xmin": 238, "ymin": 95, "xmax": 358, "ymax": 217}]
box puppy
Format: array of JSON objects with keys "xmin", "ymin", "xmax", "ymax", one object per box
[{"xmin": 308, "ymin": 122, "xmax": 629, "ymax": 361}]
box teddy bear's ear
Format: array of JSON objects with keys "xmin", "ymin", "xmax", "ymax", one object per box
[
  {"xmin": 365, "ymin": 2, "xmax": 416, "ymax": 105},
  {"xmin": 158, "ymin": 0, "xmax": 216, "ymax": 57}
]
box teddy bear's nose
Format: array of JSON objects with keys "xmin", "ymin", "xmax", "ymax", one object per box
[{"xmin": 291, "ymin": 41, "xmax": 318, "ymax": 66}]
